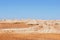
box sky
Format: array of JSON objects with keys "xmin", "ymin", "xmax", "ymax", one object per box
[{"xmin": 0, "ymin": 0, "xmax": 60, "ymax": 20}]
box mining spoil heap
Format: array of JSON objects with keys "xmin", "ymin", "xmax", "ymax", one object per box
[{"xmin": 0, "ymin": 19, "xmax": 60, "ymax": 40}]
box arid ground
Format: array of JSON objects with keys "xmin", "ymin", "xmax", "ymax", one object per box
[{"xmin": 0, "ymin": 20, "xmax": 60, "ymax": 40}]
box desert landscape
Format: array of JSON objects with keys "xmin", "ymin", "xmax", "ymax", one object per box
[{"xmin": 0, "ymin": 19, "xmax": 60, "ymax": 40}]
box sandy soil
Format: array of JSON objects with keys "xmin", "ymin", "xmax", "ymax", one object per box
[
  {"xmin": 0, "ymin": 20, "xmax": 60, "ymax": 40},
  {"xmin": 0, "ymin": 33, "xmax": 60, "ymax": 40}
]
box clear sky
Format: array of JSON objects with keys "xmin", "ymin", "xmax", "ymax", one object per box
[{"xmin": 0, "ymin": 0, "xmax": 60, "ymax": 20}]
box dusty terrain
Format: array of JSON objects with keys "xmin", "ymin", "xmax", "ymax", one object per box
[
  {"xmin": 0, "ymin": 19, "xmax": 60, "ymax": 40},
  {"xmin": 0, "ymin": 33, "xmax": 60, "ymax": 40}
]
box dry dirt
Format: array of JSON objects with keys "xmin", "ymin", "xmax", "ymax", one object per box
[
  {"xmin": 0, "ymin": 20, "xmax": 60, "ymax": 40},
  {"xmin": 0, "ymin": 33, "xmax": 60, "ymax": 40}
]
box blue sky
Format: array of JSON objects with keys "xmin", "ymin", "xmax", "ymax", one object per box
[{"xmin": 0, "ymin": 0, "xmax": 60, "ymax": 19}]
